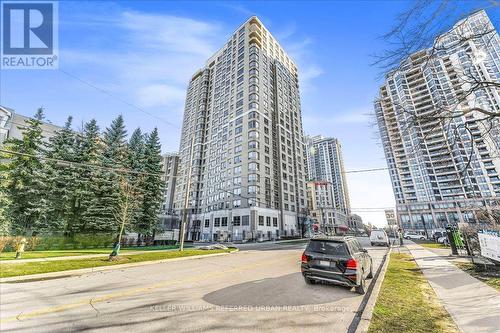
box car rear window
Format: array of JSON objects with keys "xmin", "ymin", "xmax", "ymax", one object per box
[{"xmin": 306, "ymin": 240, "xmax": 349, "ymax": 255}]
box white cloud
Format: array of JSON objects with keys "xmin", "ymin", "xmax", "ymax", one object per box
[
  {"xmin": 330, "ymin": 110, "xmax": 373, "ymax": 124},
  {"xmin": 303, "ymin": 107, "xmax": 373, "ymax": 130},
  {"xmin": 299, "ymin": 64, "xmax": 323, "ymax": 91},
  {"xmin": 120, "ymin": 11, "xmax": 221, "ymax": 56},
  {"xmin": 274, "ymin": 23, "xmax": 298, "ymax": 41},
  {"xmin": 60, "ymin": 8, "xmax": 225, "ymax": 139},
  {"xmin": 276, "ymin": 30, "xmax": 322, "ymax": 92},
  {"xmin": 136, "ymin": 84, "xmax": 186, "ymax": 108}
]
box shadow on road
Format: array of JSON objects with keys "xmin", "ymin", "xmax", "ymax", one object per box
[{"xmin": 203, "ymin": 272, "xmax": 357, "ymax": 307}]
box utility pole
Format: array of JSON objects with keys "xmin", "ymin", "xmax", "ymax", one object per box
[{"xmin": 179, "ymin": 137, "xmax": 195, "ymax": 251}]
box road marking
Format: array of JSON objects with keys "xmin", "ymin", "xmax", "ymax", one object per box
[{"xmin": 1, "ymin": 251, "xmax": 299, "ymax": 324}]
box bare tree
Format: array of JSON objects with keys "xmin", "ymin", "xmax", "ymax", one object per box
[
  {"xmin": 376, "ymin": 2, "xmax": 500, "ymax": 170},
  {"xmin": 374, "ymin": 1, "xmax": 500, "ymax": 229},
  {"xmin": 109, "ymin": 175, "xmax": 142, "ymax": 259}
]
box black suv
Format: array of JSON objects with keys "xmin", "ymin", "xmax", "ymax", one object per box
[{"xmin": 301, "ymin": 236, "xmax": 373, "ymax": 294}]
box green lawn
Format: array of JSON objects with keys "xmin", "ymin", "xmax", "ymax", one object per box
[
  {"xmin": 368, "ymin": 253, "xmax": 458, "ymax": 333},
  {"xmin": 454, "ymin": 262, "xmax": 500, "ymax": 292},
  {"xmin": 0, "ymin": 249, "xmax": 229, "ymax": 278},
  {"xmin": 413, "ymin": 240, "xmax": 450, "ymax": 249},
  {"xmin": 0, "ymin": 245, "xmax": 190, "ymax": 261}
]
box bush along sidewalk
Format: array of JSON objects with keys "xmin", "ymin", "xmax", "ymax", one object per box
[{"xmin": 367, "ymin": 253, "xmax": 458, "ymax": 333}]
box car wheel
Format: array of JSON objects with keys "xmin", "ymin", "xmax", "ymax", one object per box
[
  {"xmin": 367, "ymin": 261, "xmax": 374, "ymax": 279},
  {"xmin": 355, "ymin": 275, "xmax": 366, "ymax": 295},
  {"xmin": 420, "ymin": 237, "xmax": 425, "ymax": 240},
  {"xmin": 370, "ymin": 242, "xmax": 374, "ymax": 246},
  {"xmin": 304, "ymin": 277, "xmax": 315, "ymax": 285}
]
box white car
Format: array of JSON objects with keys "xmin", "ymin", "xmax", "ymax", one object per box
[
  {"xmin": 370, "ymin": 230, "xmax": 390, "ymax": 247},
  {"xmin": 437, "ymin": 236, "xmax": 449, "ymax": 245},
  {"xmin": 404, "ymin": 233, "xmax": 426, "ymax": 240}
]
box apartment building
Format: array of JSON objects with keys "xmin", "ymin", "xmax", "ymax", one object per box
[
  {"xmin": 0, "ymin": 106, "xmax": 61, "ymax": 145},
  {"xmin": 156, "ymin": 153, "xmax": 180, "ymax": 242},
  {"xmin": 160, "ymin": 153, "xmax": 179, "ymax": 214},
  {"xmin": 306, "ymin": 181, "xmax": 347, "ymax": 234},
  {"xmin": 305, "ymin": 135, "xmax": 351, "ymax": 215},
  {"xmin": 375, "ymin": 10, "xmax": 500, "ymax": 231},
  {"xmin": 175, "ymin": 17, "xmax": 307, "ymax": 242}
]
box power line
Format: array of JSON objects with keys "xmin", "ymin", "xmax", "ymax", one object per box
[
  {"xmin": 0, "ymin": 145, "xmax": 392, "ymax": 187},
  {"xmin": 0, "ymin": 148, "xmax": 395, "ymax": 210},
  {"xmin": 0, "ymin": 148, "xmax": 162, "ymax": 177},
  {"xmin": 58, "ymin": 69, "xmax": 180, "ymax": 130},
  {"xmin": 344, "ymin": 167, "xmax": 388, "ymax": 174}
]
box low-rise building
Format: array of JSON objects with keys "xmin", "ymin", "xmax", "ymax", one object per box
[
  {"xmin": 0, "ymin": 106, "xmax": 62, "ymax": 145},
  {"xmin": 347, "ymin": 214, "xmax": 364, "ymax": 233}
]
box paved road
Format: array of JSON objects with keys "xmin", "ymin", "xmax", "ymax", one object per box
[{"xmin": 0, "ymin": 237, "xmax": 388, "ymax": 333}]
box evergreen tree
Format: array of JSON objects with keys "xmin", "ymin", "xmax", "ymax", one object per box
[
  {"xmin": 74, "ymin": 119, "xmax": 101, "ymax": 233},
  {"xmin": 136, "ymin": 128, "xmax": 163, "ymax": 236},
  {"xmin": 44, "ymin": 116, "xmax": 80, "ymax": 235},
  {"xmin": 1, "ymin": 108, "xmax": 50, "ymax": 235},
  {"xmin": 126, "ymin": 128, "xmax": 146, "ymax": 230},
  {"xmin": 82, "ymin": 115, "xmax": 127, "ymax": 233}
]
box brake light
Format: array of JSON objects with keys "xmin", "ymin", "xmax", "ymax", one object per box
[
  {"xmin": 301, "ymin": 252, "xmax": 308, "ymax": 263},
  {"xmin": 346, "ymin": 258, "xmax": 358, "ymax": 269}
]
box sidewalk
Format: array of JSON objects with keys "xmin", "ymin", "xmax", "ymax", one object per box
[{"xmin": 406, "ymin": 242, "xmax": 500, "ymax": 333}]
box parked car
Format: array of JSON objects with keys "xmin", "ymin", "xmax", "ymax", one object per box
[
  {"xmin": 301, "ymin": 236, "xmax": 373, "ymax": 294},
  {"xmin": 437, "ymin": 236, "xmax": 449, "ymax": 245},
  {"xmin": 370, "ymin": 230, "xmax": 390, "ymax": 247},
  {"xmin": 403, "ymin": 232, "xmax": 426, "ymax": 240},
  {"xmin": 432, "ymin": 231, "xmax": 445, "ymax": 241}
]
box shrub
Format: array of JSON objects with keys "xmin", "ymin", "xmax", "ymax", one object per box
[
  {"xmin": 73, "ymin": 234, "xmax": 115, "ymax": 249},
  {"xmin": 11, "ymin": 236, "xmax": 25, "ymax": 252},
  {"xmin": 0, "ymin": 236, "xmax": 11, "ymax": 253},
  {"xmin": 26, "ymin": 236, "xmax": 40, "ymax": 251}
]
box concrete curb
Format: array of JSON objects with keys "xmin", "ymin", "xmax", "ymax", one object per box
[
  {"xmin": 353, "ymin": 247, "xmax": 392, "ymax": 333},
  {"xmin": 0, "ymin": 249, "xmax": 238, "ymax": 283}
]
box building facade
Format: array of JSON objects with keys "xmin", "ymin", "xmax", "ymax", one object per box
[
  {"xmin": 305, "ymin": 135, "xmax": 351, "ymax": 215},
  {"xmin": 0, "ymin": 106, "xmax": 61, "ymax": 145},
  {"xmin": 306, "ymin": 181, "xmax": 347, "ymax": 234},
  {"xmin": 347, "ymin": 214, "xmax": 364, "ymax": 233},
  {"xmin": 175, "ymin": 17, "xmax": 307, "ymax": 242},
  {"xmin": 375, "ymin": 10, "xmax": 500, "ymax": 232},
  {"xmin": 156, "ymin": 153, "xmax": 181, "ymax": 243},
  {"xmin": 0, "ymin": 106, "xmax": 13, "ymax": 144},
  {"xmin": 160, "ymin": 153, "xmax": 179, "ymax": 214}
]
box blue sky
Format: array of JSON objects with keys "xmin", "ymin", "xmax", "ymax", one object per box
[{"xmin": 1, "ymin": 1, "xmax": 498, "ymax": 226}]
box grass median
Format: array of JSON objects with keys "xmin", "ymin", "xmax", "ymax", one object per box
[
  {"xmin": 412, "ymin": 240, "xmax": 450, "ymax": 249},
  {"xmin": 0, "ymin": 249, "xmax": 230, "ymax": 278},
  {"xmin": 0, "ymin": 245, "xmax": 192, "ymax": 261},
  {"xmin": 368, "ymin": 253, "xmax": 458, "ymax": 333}
]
